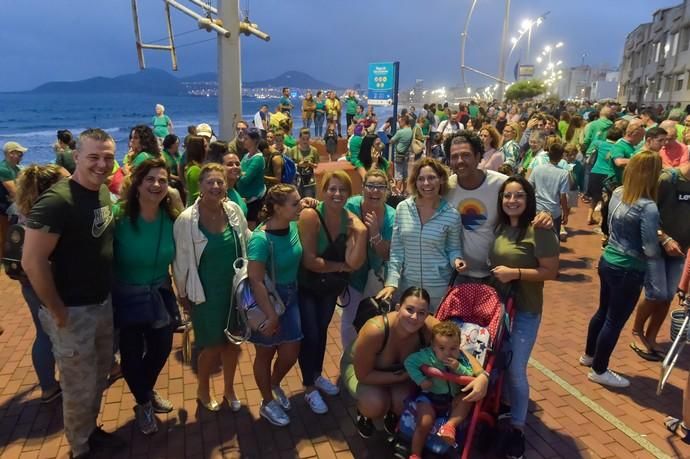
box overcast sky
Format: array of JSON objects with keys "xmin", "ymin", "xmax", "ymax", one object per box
[{"xmin": 0, "ymin": 0, "xmax": 676, "ymax": 92}]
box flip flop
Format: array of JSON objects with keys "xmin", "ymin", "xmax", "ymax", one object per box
[
  {"xmin": 630, "ymin": 342, "xmax": 662, "ymax": 362},
  {"xmin": 665, "ymin": 416, "xmax": 690, "ymax": 444}
]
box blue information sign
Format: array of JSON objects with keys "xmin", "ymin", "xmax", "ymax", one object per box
[{"xmin": 368, "ymin": 62, "xmax": 396, "ymax": 106}]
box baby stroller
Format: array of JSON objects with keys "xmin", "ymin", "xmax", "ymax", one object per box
[{"xmin": 393, "ymin": 277, "xmax": 515, "ymax": 458}]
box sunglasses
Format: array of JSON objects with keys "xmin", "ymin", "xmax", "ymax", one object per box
[{"xmin": 364, "ymin": 183, "xmax": 387, "ymax": 192}]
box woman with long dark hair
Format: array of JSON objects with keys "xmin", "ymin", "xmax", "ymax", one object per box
[
  {"xmin": 490, "ymin": 175, "xmax": 560, "ymax": 458},
  {"xmin": 184, "ymin": 135, "xmax": 207, "ymax": 206},
  {"xmin": 130, "ymin": 125, "xmax": 161, "ymax": 169},
  {"xmin": 113, "ymin": 158, "xmax": 179, "ymax": 435}
]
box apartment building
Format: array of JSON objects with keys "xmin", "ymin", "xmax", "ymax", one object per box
[{"xmin": 618, "ymin": 2, "xmax": 690, "ymax": 109}]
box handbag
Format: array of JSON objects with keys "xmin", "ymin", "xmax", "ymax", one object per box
[
  {"xmin": 411, "ymin": 126, "xmax": 424, "ymax": 155},
  {"xmin": 2, "ymin": 222, "xmax": 27, "ymax": 281},
  {"xmin": 298, "ymin": 210, "xmax": 349, "ymax": 297},
  {"xmin": 353, "ymin": 296, "xmax": 392, "ymax": 334},
  {"xmin": 112, "ymin": 217, "xmax": 177, "ymax": 328},
  {"xmin": 226, "ymin": 233, "xmax": 286, "ymax": 341}
]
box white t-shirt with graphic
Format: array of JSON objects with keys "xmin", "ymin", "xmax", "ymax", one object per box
[{"xmin": 445, "ymin": 170, "xmax": 508, "ymax": 278}]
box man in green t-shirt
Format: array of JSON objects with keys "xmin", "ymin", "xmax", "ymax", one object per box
[
  {"xmin": 279, "ymin": 87, "xmax": 293, "ymax": 115},
  {"xmin": 390, "ymin": 115, "xmax": 413, "ymax": 193},
  {"xmin": 610, "ymin": 120, "xmax": 645, "ymax": 185},
  {"xmin": 0, "ymin": 141, "xmax": 25, "ymax": 260},
  {"xmin": 23, "ymin": 129, "xmax": 126, "ymax": 458}
]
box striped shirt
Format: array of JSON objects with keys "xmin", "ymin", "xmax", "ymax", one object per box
[{"xmin": 386, "ymin": 197, "xmax": 463, "ymax": 293}]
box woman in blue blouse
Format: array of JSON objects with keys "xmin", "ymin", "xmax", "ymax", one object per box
[{"xmin": 377, "ymin": 157, "xmax": 466, "ymax": 312}]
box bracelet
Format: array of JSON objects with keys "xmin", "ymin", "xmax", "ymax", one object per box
[
  {"xmin": 518, "ymin": 268, "xmax": 522, "ymax": 280},
  {"xmin": 369, "ymin": 233, "xmax": 382, "ymax": 245},
  {"xmin": 662, "ymin": 237, "xmax": 674, "ymax": 247}
]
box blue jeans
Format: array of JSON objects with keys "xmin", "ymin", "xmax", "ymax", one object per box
[
  {"xmin": 506, "ymin": 311, "xmax": 541, "ymax": 427},
  {"xmin": 250, "ymin": 283, "xmax": 303, "ymax": 347},
  {"xmin": 585, "ymin": 258, "xmax": 644, "ymax": 374},
  {"xmin": 21, "ymin": 282, "xmax": 58, "ymax": 392},
  {"xmin": 298, "ymin": 289, "xmax": 338, "ymax": 387},
  {"xmin": 314, "ymin": 112, "xmax": 325, "ymax": 137}
]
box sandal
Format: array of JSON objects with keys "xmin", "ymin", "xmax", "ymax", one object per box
[
  {"xmin": 665, "ymin": 416, "xmax": 690, "ymax": 444},
  {"xmin": 436, "ymin": 422, "xmax": 456, "ymax": 444},
  {"xmin": 629, "ymin": 342, "xmax": 662, "ymax": 362}
]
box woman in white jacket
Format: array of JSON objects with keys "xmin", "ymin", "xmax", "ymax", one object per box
[{"xmin": 173, "ymin": 163, "xmax": 251, "ymax": 412}]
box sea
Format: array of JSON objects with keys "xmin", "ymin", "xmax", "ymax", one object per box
[{"xmin": 0, "ymin": 92, "xmax": 395, "ymax": 165}]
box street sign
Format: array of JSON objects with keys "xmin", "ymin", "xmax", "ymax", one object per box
[
  {"xmin": 368, "ymin": 62, "xmax": 396, "ymax": 106},
  {"xmin": 518, "ymin": 65, "xmax": 535, "ymax": 78}
]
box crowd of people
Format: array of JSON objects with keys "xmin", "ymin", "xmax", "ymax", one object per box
[{"xmin": 1, "ymin": 92, "xmax": 690, "ymax": 459}]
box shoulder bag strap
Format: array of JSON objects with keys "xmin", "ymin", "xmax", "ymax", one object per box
[
  {"xmin": 315, "ymin": 207, "xmax": 335, "ymax": 245},
  {"xmin": 377, "ymin": 312, "xmax": 390, "ymax": 355}
]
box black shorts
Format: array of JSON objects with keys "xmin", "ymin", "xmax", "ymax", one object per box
[{"xmin": 587, "ymin": 172, "xmax": 607, "ymax": 203}]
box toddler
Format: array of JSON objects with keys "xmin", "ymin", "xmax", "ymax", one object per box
[{"xmin": 404, "ymin": 321, "xmax": 487, "ymax": 459}]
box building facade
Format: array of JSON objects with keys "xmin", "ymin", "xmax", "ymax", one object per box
[{"xmin": 618, "ymin": 2, "xmax": 690, "ymax": 109}]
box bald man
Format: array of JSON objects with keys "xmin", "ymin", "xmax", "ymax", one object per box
[
  {"xmin": 659, "ymin": 119, "xmax": 689, "ymax": 168},
  {"xmin": 583, "ymin": 106, "xmax": 614, "ymax": 154}
]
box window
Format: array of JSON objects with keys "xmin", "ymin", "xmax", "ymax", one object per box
[
  {"xmin": 686, "ymin": 72, "xmax": 690, "ymax": 89},
  {"xmin": 672, "ymin": 32, "xmax": 680, "ymax": 56},
  {"xmin": 664, "ymin": 34, "xmax": 671, "ymax": 59},
  {"xmin": 655, "ymin": 42, "xmax": 661, "ymax": 62},
  {"xmin": 683, "ymin": 27, "xmax": 690, "ymax": 52},
  {"xmin": 676, "ymin": 75, "xmax": 684, "ymax": 91},
  {"xmin": 665, "ymin": 76, "xmax": 672, "ymax": 92}
]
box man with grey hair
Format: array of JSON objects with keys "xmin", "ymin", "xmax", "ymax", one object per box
[{"xmin": 22, "ymin": 129, "xmax": 125, "ymax": 458}]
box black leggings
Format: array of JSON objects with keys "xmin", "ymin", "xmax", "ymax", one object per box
[{"xmin": 119, "ymin": 324, "xmax": 173, "ymax": 405}]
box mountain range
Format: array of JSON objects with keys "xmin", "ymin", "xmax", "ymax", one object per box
[{"xmin": 29, "ymin": 69, "xmax": 340, "ymax": 95}]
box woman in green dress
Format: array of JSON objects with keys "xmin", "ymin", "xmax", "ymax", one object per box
[{"xmin": 173, "ymin": 163, "xmax": 251, "ymax": 412}]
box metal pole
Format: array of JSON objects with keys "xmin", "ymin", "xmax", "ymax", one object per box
[
  {"xmin": 218, "ymin": 0, "xmax": 243, "ymax": 139},
  {"xmin": 390, "ymin": 62, "xmax": 400, "ymax": 162},
  {"xmin": 131, "ymin": 0, "xmax": 146, "ymax": 69},
  {"xmin": 496, "ymin": 0, "xmax": 511, "ymax": 100},
  {"xmin": 164, "ymin": 1, "xmax": 178, "ymax": 71},
  {"xmin": 527, "ymin": 28, "xmax": 532, "ymax": 63},
  {"xmin": 460, "ymin": 0, "xmax": 479, "ymax": 90}
]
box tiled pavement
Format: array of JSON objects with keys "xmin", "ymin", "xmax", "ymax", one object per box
[{"xmin": 2, "ymin": 206, "xmax": 690, "ymax": 458}]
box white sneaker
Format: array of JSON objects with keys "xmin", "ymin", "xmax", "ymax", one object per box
[
  {"xmin": 305, "ymin": 390, "xmax": 328, "ymax": 414},
  {"xmin": 314, "ymin": 376, "xmax": 340, "ymax": 396},
  {"xmin": 579, "ymin": 354, "xmax": 593, "ymax": 367},
  {"xmin": 588, "ymin": 369, "xmax": 630, "ymax": 388}
]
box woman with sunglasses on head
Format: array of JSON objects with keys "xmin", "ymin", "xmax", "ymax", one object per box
[
  {"xmin": 340, "ymin": 169, "xmax": 396, "ymax": 349},
  {"xmin": 489, "ymin": 175, "xmax": 560, "ymax": 459},
  {"xmin": 298, "ymin": 170, "xmax": 367, "ymax": 414}
]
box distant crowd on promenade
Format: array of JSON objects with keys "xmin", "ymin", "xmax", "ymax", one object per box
[{"xmin": 1, "ymin": 90, "xmax": 690, "ymax": 458}]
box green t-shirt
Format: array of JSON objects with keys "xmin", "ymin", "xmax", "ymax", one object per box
[
  {"xmin": 237, "ymin": 153, "xmax": 266, "ymax": 200},
  {"xmin": 227, "ymin": 187, "xmax": 248, "ymax": 217},
  {"xmin": 468, "ymin": 105, "xmax": 479, "ymax": 118},
  {"xmin": 346, "ymin": 97, "xmax": 358, "ymax": 115},
  {"xmin": 132, "ymin": 152, "xmax": 155, "ymax": 169},
  {"xmin": 247, "ymin": 222, "xmax": 303, "ymax": 285},
  {"xmin": 152, "ymin": 114, "xmax": 171, "ymax": 138},
  {"xmin": 348, "ymin": 135, "xmax": 364, "ymax": 168},
  {"xmin": 558, "ymin": 120, "xmax": 569, "ymax": 140},
  {"xmin": 113, "ymin": 204, "xmax": 175, "ymax": 285},
  {"xmin": 490, "ymin": 226, "xmax": 560, "ymax": 314},
  {"xmin": 55, "ymin": 149, "xmax": 76, "ymax": 174},
  {"xmin": 283, "ymin": 135, "xmax": 297, "ymax": 149},
  {"xmin": 391, "ymin": 127, "xmax": 413, "ymax": 155},
  {"xmin": 0, "ymin": 159, "xmax": 20, "ymax": 211},
  {"xmin": 590, "ymin": 140, "xmax": 617, "ymax": 177},
  {"xmin": 25, "ymin": 178, "xmax": 114, "ymax": 306},
  {"xmin": 602, "ymin": 244, "xmax": 645, "ymax": 272},
  {"xmin": 185, "ymin": 163, "xmax": 201, "ymax": 206},
  {"xmin": 162, "ymin": 149, "xmax": 179, "ymax": 175},
  {"xmin": 610, "ymin": 139, "xmax": 636, "ymax": 184},
  {"xmin": 344, "ymin": 195, "xmax": 396, "ymax": 292}
]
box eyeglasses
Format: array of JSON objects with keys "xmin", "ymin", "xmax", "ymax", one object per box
[
  {"xmin": 501, "ymin": 191, "xmax": 527, "ymax": 200},
  {"xmin": 364, "ymin": 183, "xmax": 387, "ymax": 192}
]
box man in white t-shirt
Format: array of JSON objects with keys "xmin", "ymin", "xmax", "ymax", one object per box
[{"xmin": 444, "ymin": 131, "xmax": 552, "ymax": 278}]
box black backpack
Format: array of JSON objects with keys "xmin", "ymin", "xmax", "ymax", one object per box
[{"xmin": 2, "ymin": 222, "xmax": 26, "ymax": 281}]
